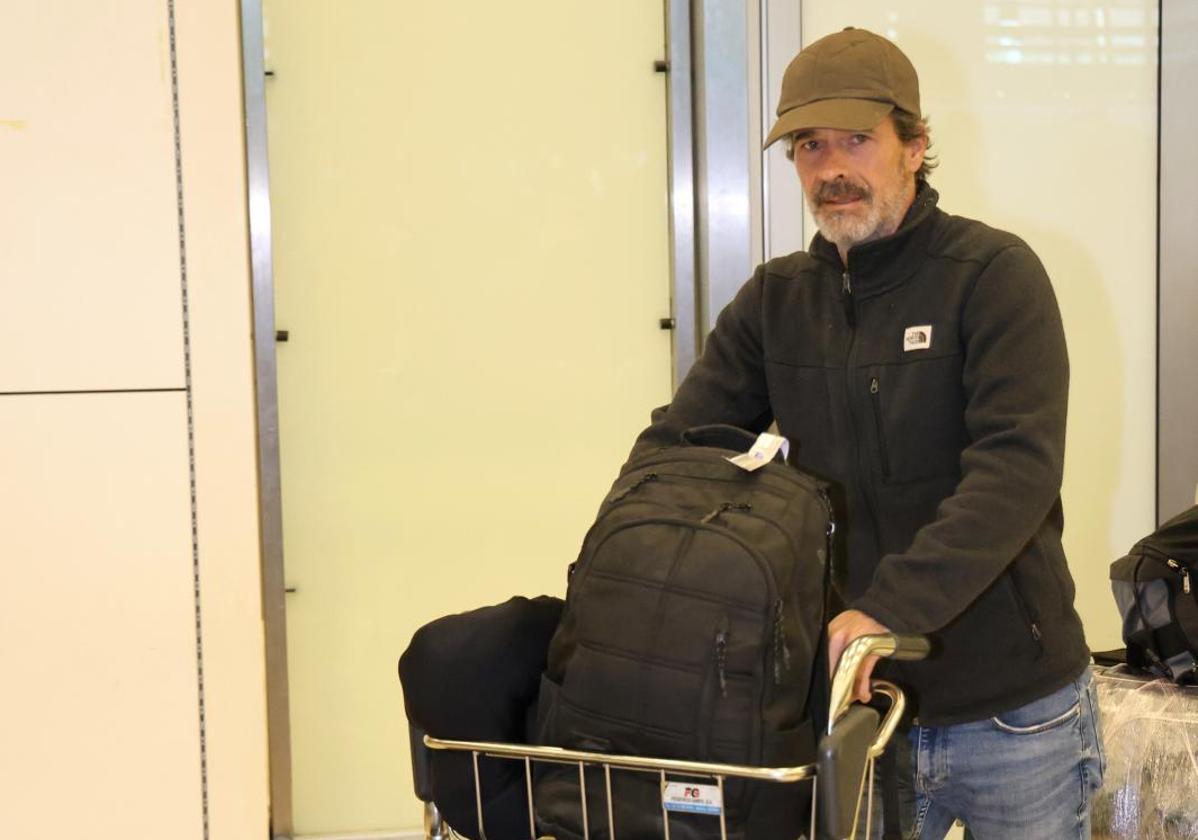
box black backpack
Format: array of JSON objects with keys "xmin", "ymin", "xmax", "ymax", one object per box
[
  {"xmin": 533, "ymin": 426, "xmax": 836, "ymax": 840},
  {"xmin": 1110, "ymin": 504, "xmax": 1198, "ymax": 683}
]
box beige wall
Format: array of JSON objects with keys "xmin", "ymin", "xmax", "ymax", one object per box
[
  {"xmin": 0, "ymin": 2, "xmax": 268, "ymax": 838},
  {"xmin": 263, "ymin": 2, "xmax": 674, "ymax": 833}
]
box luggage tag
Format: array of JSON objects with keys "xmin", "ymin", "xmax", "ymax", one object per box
[
  {"xmin": 661, "ymin": 781, "xmax": 723, "ymax": 816},
  {"xmin": 725, "ymin": 431, "xmax": 790, "ymax": 472}
]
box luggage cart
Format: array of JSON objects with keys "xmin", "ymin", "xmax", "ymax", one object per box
[{"xmin": 410, "ymin": 633, "xmax": 929, "ymax": 840}]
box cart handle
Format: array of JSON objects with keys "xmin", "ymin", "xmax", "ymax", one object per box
[{"xmin": 828, "ymin": 633, "xmax": 930, "ymax": 735}]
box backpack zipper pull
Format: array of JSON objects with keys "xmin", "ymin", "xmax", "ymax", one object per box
[
  {"xmin": 715, "ymin": 618, "xmax": 730, "ymax": 698},
  {"xmin": 773, "ymin": 599, "xmax": 790, "ymax": 683},
  {"xmin": 1167, "ymin": 558, "xmax": 1192, "ymax": 594}
]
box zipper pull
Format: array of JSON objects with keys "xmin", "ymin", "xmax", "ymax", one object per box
[
  {"xmin": 700, "ymin": 502, "xmax": 751, "ymax": 524},
  {"xmin": 611, "ymin": 472, "xmax": 658, "ymax": 502},
  {"xmin": 841, "ymin": 272, "xmax": 856, "ymax": 328},
  {"xmin": 773, "ymin": 599, "xmax": 791, "ymax": 683},
  {"xmin": 870, "ymin": 377, "xmax": 879, "ymax": 395},
  {"xmin": 1167, "ymin": 558, "xmax": 1192, "ymax": 594},
  {"xmin": 715, "ymin": 618, "xmax": 730, "ymax": 698}
]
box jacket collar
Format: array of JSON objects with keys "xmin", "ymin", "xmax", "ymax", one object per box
[{"xmin": 809, "ymin": 183, "xmax": 940, "ymax": 298}]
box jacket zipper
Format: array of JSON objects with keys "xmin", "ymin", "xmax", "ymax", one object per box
[
  {"xmin": 842, "ymin": 271, "xmax": 856, "ymax": 328},
  {"xmin": 1007, "ymin": 572, "xmax": 1042, "ymax": 642},
  {"xmin": 869, "ymin": 376, "xmax": 892, "ymax": 480},
  {"xmin": 841, "ymin": 269, "xmax": 884, "ymax": 563}
]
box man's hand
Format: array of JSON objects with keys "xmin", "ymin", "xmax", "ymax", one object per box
[{"xmin": 828, "ymin": 609, "xmax": 890, "ymax": 704}]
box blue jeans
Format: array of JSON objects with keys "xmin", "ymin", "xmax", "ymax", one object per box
[{"xmin": 866, "ymin": 668, "xmax": 1106, "ymax": 839}]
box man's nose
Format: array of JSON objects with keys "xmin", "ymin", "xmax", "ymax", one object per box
[{"xmin": 816, "ymin": 145, "xmax": 853, "ymax": 181}]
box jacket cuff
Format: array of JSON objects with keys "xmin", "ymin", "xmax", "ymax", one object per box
[{"xmin": 846, "ymin": 596, "xmax": 916, "ymax": 635}]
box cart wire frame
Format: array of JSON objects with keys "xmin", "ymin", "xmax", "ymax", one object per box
[{"xmin": 416, "ymin": 633, "xmax": 928, "ymax": 840}]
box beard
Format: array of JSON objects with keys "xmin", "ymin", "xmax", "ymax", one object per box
[{"xmin": 807, "ymin": 165, "xmax": 913, "ymax": 253}]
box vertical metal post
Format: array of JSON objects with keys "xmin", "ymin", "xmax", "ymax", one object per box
[
  {"xmin": 717, "ymin": 776, "xmax": 728, "ymax": 840},
  {"xmin": 664, "ymin": 0, "xmax": 699, "ymax": 387},
  {"xmin": 578, "ymin": 762, "xmax": 590, "ymax": 840},
  {"xmin": 660, "ymin": 770, "xmax": 672, "ymax": 840},
  {"xmin": 761, "ymin": 0, "xmax": 806, "ymax": 259},
  {"xmin": 525, "ymin": 757, "xmax": 536, "ymax": 838},
  {"xmin": 472, "ymin": 752, "xmax": 487, "ymax": 840},
  {"xmin": 239, "ymin": 1, "xmax": 293, "ymax": 837},
  {"xmin": 604, "ymin": 765, "xmax": 616, "ymax": 840},
  {"xmin": 1158, "ymin": 0, "xmax": 1198, "ymax": 522},
  {"xmin": 692, "ymin": 0, "xmax": 753, "ymax": 341}
]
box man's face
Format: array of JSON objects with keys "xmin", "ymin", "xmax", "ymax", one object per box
[{"xmin": 791, "ymin": 116, "xmax": 926, "ymax": 254}]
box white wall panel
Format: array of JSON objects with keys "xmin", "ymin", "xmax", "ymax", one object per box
[
  {"xmin": 0, "ymin": 3, "xmax": 185, "ymax": 391},
  {"xmin": 176, "ymin": 0, "xmax": 273, "ymax": 834},
  {"xmin": 0, "ymin": 392, "xmax": 202, "ymax": 840},
  {"xmin": 797, "ymin": 1, "xmax": 1158, "ymax": 650}
]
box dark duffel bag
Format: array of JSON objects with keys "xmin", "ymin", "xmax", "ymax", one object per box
[{"xmin": 399, "ymin": 595, "xmax": 563, "ymax": 839}]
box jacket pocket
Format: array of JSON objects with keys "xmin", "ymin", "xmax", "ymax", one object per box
[
  {"xmin": 1004, "ymin": 570, "xmax": 1044, "ymax": 652},
  {"xmin": 868, "ymin": 376, "xmax": 892, "ymax": 480},
  {"xmin": 864, "ymin": 355, "xmax": 966, "ymax": 484}
]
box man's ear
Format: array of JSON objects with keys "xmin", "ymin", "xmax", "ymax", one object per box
[{"xmin": 905, "ymin": 135, "xmax": 928, "ymax": 174}]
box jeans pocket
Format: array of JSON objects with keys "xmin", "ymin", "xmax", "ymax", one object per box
[{"xmin": 991, "ymin": 680, "xmax": 1081, "ymax": 734}]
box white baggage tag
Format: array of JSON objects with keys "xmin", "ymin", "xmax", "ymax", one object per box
[
  {"xmin": 725, "ymin": 431, "xmax": 790, "ymax": 472},
  {"xmin": 662, "ymin": 781, "xmax": 723, "ymax": 815}
]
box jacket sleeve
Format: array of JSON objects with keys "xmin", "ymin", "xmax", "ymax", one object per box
[
  {"xmin": 851, "ymin": 244, "xmax": 1069, "ymax": 634},
  {"xmin": 628, "ymin": 266, "xmax": 774, "ymax": 461}
]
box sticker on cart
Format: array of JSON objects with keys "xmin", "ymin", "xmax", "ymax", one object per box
[
  {"xmin": 662, "ymin": 782, "xmax": 723, "ymax": 815},
  {"xmin": 725, "ymin": 432, "xmax": 790, "ymax": 472}
]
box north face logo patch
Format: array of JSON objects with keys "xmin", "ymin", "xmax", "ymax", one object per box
[{"xmin": 904, "ymin": 325, "xmax": 933, "ymax": 351}]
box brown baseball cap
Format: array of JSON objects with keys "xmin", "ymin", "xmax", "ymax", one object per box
[{"xmin": 764, "ymin": 27, "xmax": 920, "ymax": 149}]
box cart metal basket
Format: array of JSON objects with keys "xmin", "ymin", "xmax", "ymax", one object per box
[{"xmin": 411, "ymin": 633, "xmax": 929, "ymax": 840}]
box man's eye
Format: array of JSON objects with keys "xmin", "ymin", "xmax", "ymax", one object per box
[
  {"xmin": 849, "ymin": 134, "xmax": 869, "ymax": 145},
  {"xmin": 800, "ymin": 140, "xmax": 820, "ymax": 152}
]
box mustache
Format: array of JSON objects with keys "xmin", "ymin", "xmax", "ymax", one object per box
[{"xmin": 815, "ymin": 179, "xmax": 871, "ymax": 205}]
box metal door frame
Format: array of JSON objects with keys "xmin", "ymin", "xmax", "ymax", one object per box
[
  {"xmin": 239, "ymin": 2, "xmax": 293, "ymax": 838},
  {"xmin": 1157, "ymin": 0, "xmax": 1198, "ymax": 522}
]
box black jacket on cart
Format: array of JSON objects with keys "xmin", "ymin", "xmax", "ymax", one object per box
[{"xmin": 632, "ymin": 185, "xmax": 1089, "ymax": 725}]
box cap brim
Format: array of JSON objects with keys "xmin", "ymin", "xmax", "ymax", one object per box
[{"xmin": 763, "ymin": 99, "xmax": 895, "ymax": 149}]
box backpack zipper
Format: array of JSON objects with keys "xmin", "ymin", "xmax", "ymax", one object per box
[
  {"xmin": 1166, "ymin": 557, "xmax": 1192, "ymax": 594},
  {"xmin": 714, "ymin": 617, "xmax": 730, "ymax": 698},
  {"xmin": 773, "ymin": 598, "xmax": 791, "ymax": 684},
  {"xmin": 697, "ymin": 504, "xmax": 798, "ymax": 685},
  {"xmin": 700, "ymin": 501, "xmax": 752, "ymax": 524},
  {"xmin": 609, "ymin": 471, "xmax": 659, "ymax": 503}
]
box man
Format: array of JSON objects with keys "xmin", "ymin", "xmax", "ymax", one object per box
[{"xmin": 630, "ymin": 27, "xmax": 1104, "ymax": 839}]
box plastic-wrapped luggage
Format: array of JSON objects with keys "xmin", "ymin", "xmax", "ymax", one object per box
[{"xmin": 1091, "ymin": 667, "xmax": 1198, "ymax": 840}]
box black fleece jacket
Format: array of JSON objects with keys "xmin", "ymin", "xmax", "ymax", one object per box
[{"xmin": 631, "ymin": 185, "xmax": 1090, "ymax": 724}]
